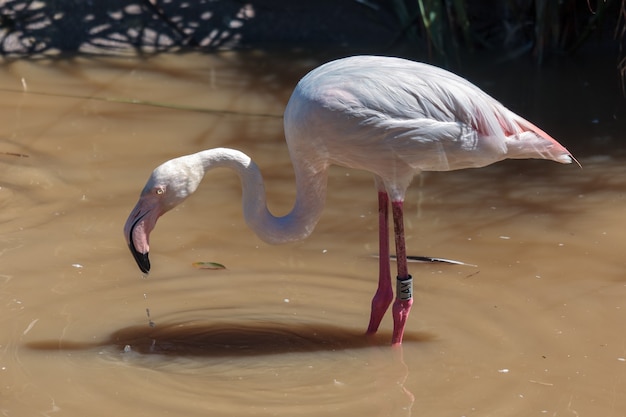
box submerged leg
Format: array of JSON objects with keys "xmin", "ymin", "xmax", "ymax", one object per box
[
  {"xmin": 391, "ymin": 200, "xmax": 413, "ymax": 346},
  {"xmin": 367, "ymin": 191, "xmax": 393, "ymax": 335}
]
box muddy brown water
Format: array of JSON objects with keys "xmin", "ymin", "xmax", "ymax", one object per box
[{"xmin": 0, "ymin": 52, "xmax": 624, "ymax": 416}]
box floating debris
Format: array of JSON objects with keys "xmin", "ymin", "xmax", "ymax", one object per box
[
  {"xmin": 0, "ymin": 152, "xmax": 29, "ymax": 158},
  {"xmin": 373, "ymin": 254, "xmax": 477, "ymax": 267},
  {"xmin": 192, "ymin": 261, "xmax": 226, "ymax": 270},
  {"xmin": 405, "ymin": 255, "xmax": 476, "ymax": 266}
]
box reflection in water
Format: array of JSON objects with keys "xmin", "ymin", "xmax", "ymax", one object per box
[{"xmin": 0, "ymin": 52, "xmax": 625, "ymax": 417}]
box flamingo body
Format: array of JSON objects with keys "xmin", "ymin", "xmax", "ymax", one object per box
[
  {"xmin": 124, "ymin": 55, "xmax": 573, "ymax": 345},
  {"xmin": 285, "ymin": 56, "xmax": 570, "ymax": 199}
]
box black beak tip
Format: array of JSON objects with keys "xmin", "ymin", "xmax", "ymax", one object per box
[{"xmin": 129, "ymin": 244, "xmax": 151, "ymax": 274}]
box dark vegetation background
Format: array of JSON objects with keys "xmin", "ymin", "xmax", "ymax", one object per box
[{"xmin": 0, "ymin": 0, "xmax": 622, "ymax": 65}]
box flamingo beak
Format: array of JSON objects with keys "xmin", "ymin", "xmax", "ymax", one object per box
[
  {"xmin": 128, "ymin": 221, "xmax": 151, "ymax": 274},
  {"xmin": 124, "ymin": 199, "xmax": 159, "ymax": 274}
]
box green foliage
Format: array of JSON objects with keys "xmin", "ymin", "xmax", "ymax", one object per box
[
  {"xmin": 389, "ymin": 0, "xmax": 472, "ymax": 63},
  {"xmin": 386, "ymin": 0, "xmax": 621, "ymax": 64}
]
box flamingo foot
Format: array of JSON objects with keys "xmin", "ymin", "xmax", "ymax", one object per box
[
  {"xmin": 391, "ymin": 275, "xmax": 413, "ymax": 345},
  {"xmin": 366, "ymin": 283, "xmax": 393, "ymax": 334}
]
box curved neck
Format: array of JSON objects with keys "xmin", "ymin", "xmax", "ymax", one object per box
[{"xmin": 195, "ymin": 148, "xmax": 328, "ymax": 244}]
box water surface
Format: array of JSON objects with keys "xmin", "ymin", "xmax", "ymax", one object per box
[{"xmin": 0, "ymin": 52, "xmax": 625, "ymax": 416}]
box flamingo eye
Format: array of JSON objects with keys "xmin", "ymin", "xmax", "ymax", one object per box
[{"xmin": 155, "ymin": 187, "xmax": 165, "ymax": 195}]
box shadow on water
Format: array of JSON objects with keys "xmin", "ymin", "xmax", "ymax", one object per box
[
  {"xmin": 421, "ymin": 157, "xmax": 624, "ymax": 213},
  {"xmin": 23, "ymin": 321, "xmax": 435, "ymax": 357}
]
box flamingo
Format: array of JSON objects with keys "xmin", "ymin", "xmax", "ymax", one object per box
[{"xmin": 123, "ymin": 55, "xmax": 574, "ymax": 345}]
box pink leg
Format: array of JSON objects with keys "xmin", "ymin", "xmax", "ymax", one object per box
[
  {"xmin": 391, "ymin": 200, "xmax": 413, "ymax": 346},
  {"xmin": 366, "ymin": 191, "xmax": 393, "ymax": 335}
]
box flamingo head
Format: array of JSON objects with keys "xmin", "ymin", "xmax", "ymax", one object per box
[{"xmin": 123, "ymin": 156, "xmax": 203, "ymax": 273}]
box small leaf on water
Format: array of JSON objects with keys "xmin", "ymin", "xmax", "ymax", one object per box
[{"xmin": 192, "ymin": 261, "xmax": 226, "ymax": 270}]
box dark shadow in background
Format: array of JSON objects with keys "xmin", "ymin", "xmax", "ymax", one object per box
[
  {"xmin": 0, "ymin": 0, "xmax": 396, "ymax": 57},
  {"xmin": 1, "ymin": 0, "xmax": 622, "ymax": 64}
]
